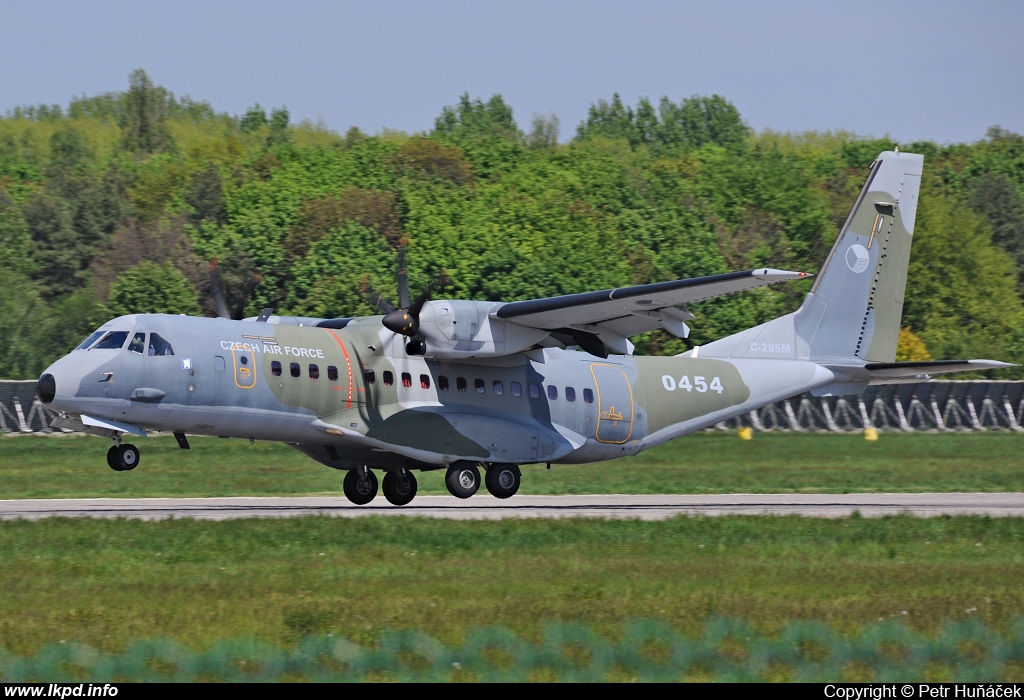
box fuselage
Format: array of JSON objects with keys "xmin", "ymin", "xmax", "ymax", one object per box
[{"xmin": 40, "ymin": 313, "xmax": 835, "ymax": 470}]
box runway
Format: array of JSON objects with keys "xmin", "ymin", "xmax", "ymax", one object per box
[{"xmin": 0, "ymin": 493, "xmax": 1023, "ymax": 521}]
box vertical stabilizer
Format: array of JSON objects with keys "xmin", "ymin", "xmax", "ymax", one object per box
[
  {"xmin": 802, "ymin": 150, "xmax": 922, "ymax": 361},
  {"xmin": 697, "ymin": 151, "xmax": 923, "ymax": 363}
]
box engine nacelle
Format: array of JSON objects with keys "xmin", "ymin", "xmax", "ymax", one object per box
[{"xmin": 408, "ymin": 300, "xmax": 549, "ymax": 360}]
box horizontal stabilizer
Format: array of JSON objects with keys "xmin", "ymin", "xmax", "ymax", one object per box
[{"xmin": 861, "ymin": 359, "xmax": 1016, "ymax": 378}]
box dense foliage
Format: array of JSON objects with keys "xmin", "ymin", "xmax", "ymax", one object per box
[{"xmin": 2, "ymin": 70, "xmax": 1022, "ymax": 378}]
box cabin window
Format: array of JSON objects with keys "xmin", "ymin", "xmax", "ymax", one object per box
[
  {"xmin": 401, "ymin": 372, "xmax": 412, "ymax": 388},
  {"xmin": 493, "ymin": 380, "xmax": 504, "ymax": 396},
  {"xmin": 566, "ymin": 387, "xmax": 576, "ymax": 402},
  {"xmin": 309, "ymin": 364, "xmax": 320, "ymax": 379},
  {"xmin": 583, "ymin": 388, "xmax": 594, "ymax": 403},
  {"xmin": 93, "ymin": 331, "xmax": 129, "ymax": 350},
  {"xmin": 547, "ymin": 385, "xmax": 558, "ymax": 400},
  {"xmin": 271, "ymin": 360, "xmax": 281, "ymax": 376},
  {"xmin": 456, "ymin": 377, "xmax": 467, "ymax": 392},
  {"xmin": 511, "ymin": 381, "xmax": 522, "ymax": 397},
  {"xmin": 383, "ymin": 371, "xmax": 394, "ymax": 386},
  {"xmin": 529, "ymin": 383, "xmax": 540, "ymax": 399},
  {"xmin": 76, "ymin": 330, "xmax": 105, "ymax": 350},
  {"xmin": 475, "ymin": 378, "xmax": 486, "ymax": 394},
  {"xmin": 328, "ymin": 366, "xmax": 338, "ymax": 381},
  {"xmin": 438, "ymin": 375, "xmax": 449, "ymax": 391},
  {"xmin": 128, "ymin": 332, "xmax": 146, "ymax": 354},
  {"xmin": 148, "ymin": 333, "xmax": 174, "ymax": 356},
  {"xmin": 420, "ymin": 374, "xmax": 431, "ymax": 389},
  {"xmin": 364, "ymin": 369, "xmax": 375, "ymax": 384},
  {"xmin": 290, "ymin": 362, "xmax": 301, "ymax": 378}
]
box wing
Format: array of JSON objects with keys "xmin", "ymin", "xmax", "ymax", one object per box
[{"xmin": 493, "ymin": 268, "xmax": 810, "ymax": 353}]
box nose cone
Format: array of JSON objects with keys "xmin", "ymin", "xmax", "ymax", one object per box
[{"xmin": 37, "ymin": 373, "xmax": 56, "ymax": 404}]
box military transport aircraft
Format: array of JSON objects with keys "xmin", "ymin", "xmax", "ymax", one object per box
[{"xmin": 36, "ymin": 151, "xmax": 1010, "ymax": 506}]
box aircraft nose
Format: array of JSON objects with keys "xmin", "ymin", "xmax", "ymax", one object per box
[{"xmin": 37, "ymin": 374, "xmax": 57, "ymax": 404}]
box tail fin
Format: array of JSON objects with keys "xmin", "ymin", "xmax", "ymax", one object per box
[
  {"xmin": 698, "ymin": 151, "xmax": 923, "ymax": 362},
  {"xmin": 801, "ymin": 150, "xmax": 923, "ymax": 361}
]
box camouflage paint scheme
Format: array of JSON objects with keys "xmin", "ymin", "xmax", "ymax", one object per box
[{"xmin": 37, "ymin": 152, "xmax": 1010, "ymax": 500}]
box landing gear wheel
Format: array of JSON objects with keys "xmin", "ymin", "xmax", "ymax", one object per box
[
  {"xmin": 382, "ymin": 468, "xmax": 418, "ymax": 506},
  {"xmin": 445, "ymin": 463, "xmax": 480, "ymax": 499},
  {"xmin": 485, "ymin": 463, "xmax": 521, "ymax": 499},
  {"xmin": 115, "ymin": 444, "xmax": 140, "ymax": 471},
  {"xmin": 106, "ymin": 446, "xmax": 121, "ymax": 471},
  {"xmin": 343, "ymin": 467, "xmax": 378, "ymax": 505}
]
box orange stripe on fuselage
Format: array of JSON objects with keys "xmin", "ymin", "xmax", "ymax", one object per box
[{"xmin": 325, "ymin": 329, "xmax": 355, "ymax": 409}]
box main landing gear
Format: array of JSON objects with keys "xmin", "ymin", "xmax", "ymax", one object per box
[
  {"xmin": 106, "ymin": 443, "xmax": 140, "ymax": 472},
  {"xmin": 382, "ymin": 468, "xmax": 417, "ymax": 506},
  {"xmin": 444, "ymin": 462, "xmax": 521, "ymax": 499},
  {"xmin": 341, "ymin": 462, "xmax": 521, "ymax": 507},
  {"xmin": 343, "ymin": 466, "xmax": 378, "ymax": 505},
  {"xmin": 445, "ymin": 462, "xmax": 480, "ymax": 499},
  {"xmin": 343, "ymin": 465, "xmax": 419, "ymax": 506},
  {"xmin": 484, "ymin": 463, "xmax": 521, "ymax": 499}
]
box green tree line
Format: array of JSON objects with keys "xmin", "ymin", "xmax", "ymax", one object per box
[{"xmin": 1, "ymin": 70, "xmax": 1022, "ymax": 379}]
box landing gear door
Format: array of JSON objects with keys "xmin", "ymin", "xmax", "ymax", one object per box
[
  {"xmin": 231, "ymin": 344, "xmax": 257, "ymax": 389},
  {"xmin": 590, "ymin": 364, "xmax": 634, "ymax": 444}
]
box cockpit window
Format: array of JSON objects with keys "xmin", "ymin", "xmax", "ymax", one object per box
[
  {"xmin": 147, "ymin": 333, "xmax": 174, "ymax": 356},
  {"xmin": 93, "ymin": 331, "xmax": 129, "ymax": 350},
  {"xmin": 128, "ymin": 332, "xmax": 146, "ymax": 354},
  {"xmin": 76, "ymin": 331, "xmax": 105, "ymax": 350}
]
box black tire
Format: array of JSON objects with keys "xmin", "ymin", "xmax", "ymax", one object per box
[
  {"xmin": 343, "ymin": 467, "xmax": 378, "ymax": 505},
  {"xmin": 382, "ymin": 468, "xmax": 418, "ymax": 506},
  {"xmin": 116, "ymin": 444, "xmax": 140, "ymax": 471},
  {"xmin": 485, "ymin": 463, "xmax": 521, "ymax": 499},
  {"xmin": 106, "ymin": 445, "xmax": 122, "ymax": 471},
  {"xmin": 445, "ymin": 463, "xmax": 480, "ymax": 499}
]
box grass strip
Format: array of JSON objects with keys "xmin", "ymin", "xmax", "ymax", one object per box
[
  {"xmin": 1, "ymin": 431, "xmax": 1022, "ymax": 498},
  {"xmin": 0, "ymin": 515, "xmax": 1022, "ymax": 654}
]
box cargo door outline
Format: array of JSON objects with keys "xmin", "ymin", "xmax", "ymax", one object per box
[
  {"xmin": 590, "ymin": 363, "xmax": 634, "ymax": 444},
  {"xmin": 231, "ymin": 344, "xmax": 257, "ymax": 389}
]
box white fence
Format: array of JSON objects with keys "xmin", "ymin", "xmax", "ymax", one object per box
[
  {"xmin": 0, "ymin": 381, "xmax": 60, "ymax": 433},
  {"xmin": 1, "ymin": 380, "xmax": 1022, "ymax": 435},
  {"xmin": 722, "ymin": 381, "xmax": 1024, "ymax": 433}
]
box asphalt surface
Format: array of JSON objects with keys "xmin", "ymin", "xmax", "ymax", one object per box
[{"xmin": 0, "ymin": 493, "xmax": 1022, "ymax": 521}]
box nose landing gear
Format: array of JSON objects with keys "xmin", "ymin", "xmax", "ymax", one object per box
[{"xmin": 107, "ymin": 443, "xmax": 140, "ymax": 472}]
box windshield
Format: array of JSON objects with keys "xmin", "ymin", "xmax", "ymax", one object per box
[
  {"xmin": 92, "ymin": 331, "xmax": 130, "ymax": 350},
  {"xmin": 76, "ymin": 330, "xmax": 106, "ymax": 350}
]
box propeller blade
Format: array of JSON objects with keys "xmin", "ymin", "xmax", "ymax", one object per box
[
  {"xmin": 395, "ymin": 246, "xmax": 412, "ymax": 309},
  {"xmin": 409, "ymin": 271, "xmax": 450, "ymax": 317},
  {"xmin": 209, "ymin": 263, "xmax": 231, "ymax": 319},
  {"xmin": 360, "ymin": 276, "xmax": 396, "ymax": 313},
  {"xmin": 232, "ymin": 272, "xmax": 261, "ymax": 320}
]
